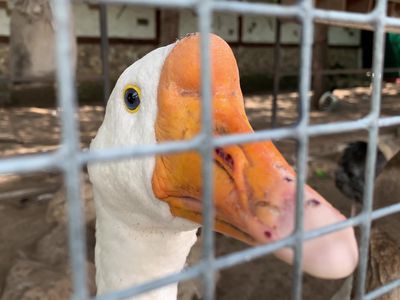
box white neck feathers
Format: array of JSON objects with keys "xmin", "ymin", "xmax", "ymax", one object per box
[
  {"xmin": 95, "ymin": 197, "xmax": 198, "ymax": 300},
  {"xmin": 89, "ymin": 41, "xmax": 200, "ymax": 300}
]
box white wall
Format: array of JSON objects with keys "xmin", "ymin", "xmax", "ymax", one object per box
[
  {"xmin": 73, "ymin": 4, "xmax": 100, "ymax": 37},
  {"xmin": 328, "ymin": 26, "xmax": 361, "ymax": 46},
  {"xmin": 0, "ymin": 3, "xmax": 361, "ymax": 46},
  {"xmin": 179, "ymin": 10, "xmax": 360, "ymax": 46},
  {"xmin": 106, "ymin": 5, "xmax": 156, "ymax": 39},
  {"xmin": 242, "ymin": 15, "xmax": 275, "ymax": 43},
  {"xmin": 281, "ymin": 22, "xmax": 301, "ymax": 44},
  {"xmin": 0, "ymin": 7, "xmax": 10, "ymax": 36},
  {"xmin": 179, "ymin": 10, "xmax": 239, "ymax": 42},
  {"xmin": 73, "ymin": 4, "xmax": 156, "ymax": 39}
]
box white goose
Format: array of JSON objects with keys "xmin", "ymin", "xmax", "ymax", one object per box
[{"xmin": 88, "ymin": 33, "xmax": 358, "ymax": 300}]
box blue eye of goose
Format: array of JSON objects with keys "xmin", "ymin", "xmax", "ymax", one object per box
[{"xmin": 124, "ymin": 88, "xmax": 141, "ymax": 112}]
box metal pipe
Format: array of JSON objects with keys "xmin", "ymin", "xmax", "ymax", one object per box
[
  {"xmin": 291, "ymin": 0, "xmax": 314, "ymax": 298},
  {"xmin": 52, "ymin": 0, "xmax": 88, "ymax": 299},
  {"xmin": 5, "ymin": 113, "xmax": 400, "ymax": 175},
  {"xmin": 197, "ymin": 0, "xmax": 215, "ymax": 299},
  {"xmin": 354, "ymin": 1, "xmax": 388, "ymax": 299}
]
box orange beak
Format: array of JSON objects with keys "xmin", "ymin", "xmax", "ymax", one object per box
[{"xmin": 152, "ymin": 33, "xmax": 358, "ymax": 279}]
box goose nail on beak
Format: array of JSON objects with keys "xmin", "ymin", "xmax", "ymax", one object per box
[{"xmin": 152, "ymin": 33, "xmax": 358, "ymax": 279}]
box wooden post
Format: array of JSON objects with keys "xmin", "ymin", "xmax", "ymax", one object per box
[
  {"xmin": 346, "ymin": 0, "xmax": 373, "ymax": 13},
  {"xmin": 271, "ymin": 19, "xmax": 282, "ymax": 127},
  {"xmin": 99, "ymin": 4, "xmax": 110, "ymax": 103},
  {"xmin": 159, "ymin": 9, "xmax": 180, "ymax": 46},
  {"xmin": 312, "ymin": 23, "xmax": 328, "ymax": 110}
]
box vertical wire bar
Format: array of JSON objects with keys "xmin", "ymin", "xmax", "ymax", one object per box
[
  {"xmin": 292, "ymin": 0, "xmax": 314, "ymax": 299},
  {"xmin": 271, "ymin": 16, "xmax": 281, "ymax": 128},
  {"xmin": 52, "ymin": 0, "xmax": 88, "ymax": 299},
  {"xmin": 354, "ymin": 0, "xmax": 387, "ymax": 299},
  {"xmin": 197, "ymin": 1, "xmax": 215, "ymax": 299},
  {"xmin": 100, "ymin": 3, "xmax": 111, "ymax": 104}
]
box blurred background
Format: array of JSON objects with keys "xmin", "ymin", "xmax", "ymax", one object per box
[{"xmin": 1, "ymin": 0, "xmax": 400, "ymax": 299}]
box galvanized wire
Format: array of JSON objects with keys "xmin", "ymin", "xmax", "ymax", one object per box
[
  {"xmin": 5, "ymin": 114, "xmax": 400, "ymax": 174},
  {"xmin": 354, "ymin": 1, "xmax": 388, "ymax": 299},
  {"xmin": 52, "ymin": 0, "xmax": 88, "ymax": 299},
  {"xmin": 2, "ymin": 0, "xmax": 400, "ymax": 300},
  {"xmin": 291, "ymin": 0, "xmax": 314, "ymax": 298},
  {"xmin": 197, "ymin": 0, "xmax": 216, "ymax": 299}
]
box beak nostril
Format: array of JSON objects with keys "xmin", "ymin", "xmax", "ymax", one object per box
[
  {"xmin": 306, "ymin": 198, "xmax": 320, "ymax": 207},
  {"xmin": 226, "ymin": 154, "xmax": 234, "ymax": 167},
  {"xmin": 256, "ymin": 201, "xmax": 269, "ymax": 207},
  {"xmin": 215, "ymin": 147, "xmax": 234, "ymax": 169},
  {"xmin": 284, "ymin": 177, "xmax": 293, "ymax": 182}
]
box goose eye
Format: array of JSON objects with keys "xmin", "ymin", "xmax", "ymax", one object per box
[{"xmin": 124, "ymin": 85, "xmax": 141, "ymax": 113}]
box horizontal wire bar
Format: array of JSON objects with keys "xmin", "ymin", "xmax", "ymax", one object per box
[
  {"xmin": 95, "ymin": 0, "xmax": 197, "ymax": 8},
  {"xmin": 214, "ymin": 118, "xmax": 369, "ymax": 147},
  {"xmin": 212, "ymin": 1, "xmax": 301, "ymax": 17},
  {"xmin": 2, "ymin": 68, "xmax": 400, "ymax": 87},
  {"xmin": 88, "ymin": 218, "xmax": 316, "ymax": 299},
  {"xmin": 365, "ymin": 278, "xmax": 400, "ymax": 300},
  {"xmin": 91, "ymin": 0, "xmax": 400, "ymax": 32},
  {"xmin": 377, "ymin": 115, "xmax": 400, "ymax": 128},
  {"xmin": 216, "ymin": 114, "xmax": 400, "ymax": 147},
  {"xmin": 0, "ymin": 151, "xmax": 62, "ymax": 174},
  {"xmin": 80, "ymin": 135, "xmax": 202, "ymax": 164},
  {"xmin": 385, "ymin": 15, "xmax": 400, "ymax": 28},
  {"xmin": 93, "ymin": 263, "xmax": 204, "ymax": 300},
  {"xmin": 79, "ymin": 119, "xmax": 369, "ymax": 163},
  {"xmin": 90, "ymin": 199, "xmax": 400, "ymax": 300},
  {"xmin": 216, "ymin": 213, "xmax": 364, "ymax": 272},
  {"xmin": 316, "ymin": 67, "xmax": 400, "ymax": 76},
  {"xmin": 79, "ymin": 117, "xmax": 374, "ymax": 166},
  {"xmin": 0, "ymin": 185, "xmax": 59, "ymax": 201},
  {"xmin": 90, "ymin": 215, "xmax": 354, "ymax": 300},
  {"xmin": 88, "ymin": 0, "xmax": 400, "ymax": 34},
  {"xmin": 312, "ymin": 7, "xmax": 377, "ymax": 24},
  {"xmin": 4, "ymin": 114, "xmax": 400, "ymax": 175},
  {"xmin": 370, "ymin": 202, "xmax": 400, "ymax": 221}
]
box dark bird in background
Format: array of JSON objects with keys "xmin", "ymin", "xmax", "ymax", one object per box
[
  {"xmin": 335, "ymin": 141, "xmax": 387, "ymax": 202},
  {"xmin": 334, "ymin": 142, "xmax": 400, "ymax": 300}
]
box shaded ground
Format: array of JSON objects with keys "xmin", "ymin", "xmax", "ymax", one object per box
[{"xmin": 1, "ymin": 83, "xmax": 400, "ymax": 299}]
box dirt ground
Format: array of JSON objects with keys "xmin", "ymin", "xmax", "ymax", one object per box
[{"xmin": 1, "ymin": 83, "xmax": 400, "ymax": 299}]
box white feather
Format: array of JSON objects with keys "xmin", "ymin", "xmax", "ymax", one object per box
[{"xmin": 88, "ymin": 42, "xmax": 199, "ymax": 299}]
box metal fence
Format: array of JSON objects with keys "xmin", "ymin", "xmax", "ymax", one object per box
[{"xmin": 2, "ymin": 0, "xmax": 400, "ymax": 299}]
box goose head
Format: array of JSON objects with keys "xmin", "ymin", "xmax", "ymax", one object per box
[{"xmin": 89, "ymin": 33, "xmax": 358, "ymax": 280}]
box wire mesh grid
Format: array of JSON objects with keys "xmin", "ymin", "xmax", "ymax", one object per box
[{"xmin": 1, "ymin": 0, "xmax": 400, "ymax": 299}]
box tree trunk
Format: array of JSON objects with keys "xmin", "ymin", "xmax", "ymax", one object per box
[
  {"xmin": 159, "ymin": 9, "xmax": 180, "ymax": 46},
  {"xmin": 9, "ymin": 0, "xmax": 76, "ymax": 83}
]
